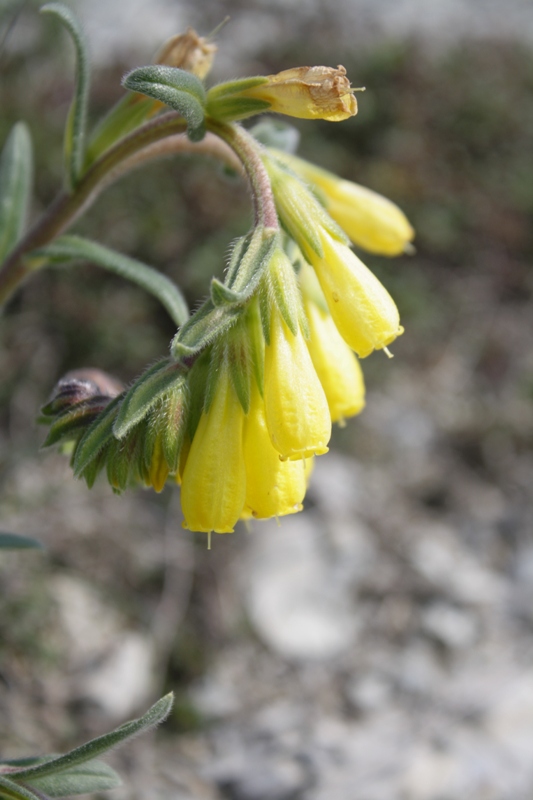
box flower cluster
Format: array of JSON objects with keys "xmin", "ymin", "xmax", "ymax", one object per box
[{"xmin": 39, "ymin": 29, "xmax": 414, "ymax": 540}]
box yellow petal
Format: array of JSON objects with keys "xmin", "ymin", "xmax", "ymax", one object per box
[
  {"xmin": 264, "ymin": 312, "xmax": 331, "ymax": 459},
  {"xmin": 309, "ymin": 231, "xmax": 403, "ymax": 358},
  {"xmin": 181, "ymin": 369, "xmax": 245, "ymax": 533},
  {"xmin": 244, "ymin": 383, "xmax": 307, "ymax": 519},
  {"xmin": 304, "ymin": 296, "xmax": 366, "ymax": 423}
]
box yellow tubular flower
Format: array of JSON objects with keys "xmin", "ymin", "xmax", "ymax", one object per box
[
  {"xmin": 232, "ymin": 66, "xmax": 357, "ymax": 122},
  {"xmin": 301, "ymin": 265, "xmax": 366, "ymax": 423},
  {"xmin": 181, "ymin": 366, "xmax": 246, "ymax": 533},
  {"xmin": 307, "ymin": 229, "xmax": 403, "ymax": 358},
  {"xmin": 272, "ymin": 151, "xmax": 414, "ymax": 256},
  {"xmin": 264, "ymin": 311, "xmax": 331, "ymax": 460},
  {"xmin": 243, "ymin": 383, "xmax": 307, "ymax": 519}
]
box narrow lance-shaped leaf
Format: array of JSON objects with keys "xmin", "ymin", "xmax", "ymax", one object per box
[
  {"xmin": 0, "ymin": 775, "xmax": 43, "ymax": 800},
  {"xmin": 33, "ymin": 236, "xmax": 189, "ymax": 326},
  {"xmin": 8, "ymin": 694, "xmax": 174, "ymax": 783},
  {"xmin": 41, "ymin": 3, "xmax": 90, "ymax": 187},
  {"xmin": 123, "ymin": 66, "xmax": 206, "ymax": 142},
  {"xmin": 0, "ymin": 532, "xmax": 43, "ymax": 550},
  {"xmin": 0, "ymin": 123, "xmax": 33, "ymax": 264},
  {"xmin": 26, "ymin": 760, "xmax": 120, "ymax": 798}
]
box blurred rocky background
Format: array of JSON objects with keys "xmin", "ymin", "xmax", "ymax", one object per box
[{"xmin": 1, "ymin": 0, "xmax": 533, "ymax": 798}]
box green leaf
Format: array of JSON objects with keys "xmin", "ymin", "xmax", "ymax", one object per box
[
  {"xmin": 10, "ymin": 694, "xmax": 174, "ymax": 783},
  {"xmin": 34, "ymin": 236, "xmax": 189, "ymax": 326},
  {"xmin": 41, "ymin": 4, "xmax": 90, "ymax": 188},
  {"xmin": 123, "ymin": 66, "xmax": 206, "ymax": 142},
  {"xmin": 29, "ymin": 760, "xmax": 120, "ymax": 797},
  {"xmin": 250, "ymin": 119, "xmax": 301, "ymax": 153},
  {"xmin": 0, "ymin": 533, "xmax": 43, "ymax": 550},
  {"xmin": 0, "ymin": 123, "xmax": 33, "ymax": 264},
  {"xmin": 113, "ymin": 360, "xmax": 185, "ymax": 439}
]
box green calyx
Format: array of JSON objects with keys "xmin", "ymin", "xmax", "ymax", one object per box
[{"xmin": 206, "ymin": 76, "xmax": 270, "ymax": 122}]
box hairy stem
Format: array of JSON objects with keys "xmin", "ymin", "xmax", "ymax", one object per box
[{"xmin": 206, "ymin": 120, "xmax": 278, "ymax": 230}]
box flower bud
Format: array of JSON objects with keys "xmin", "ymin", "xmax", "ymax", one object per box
[{"xmin": 155, "ymin": 28, "xmax": 217, "ymax": 79}]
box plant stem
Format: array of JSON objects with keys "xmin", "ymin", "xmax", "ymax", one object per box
[
  {"xmin": 0, "ymin": 112, "xmax": 188, "ymax": 306},
  {"xmin": 206, "ymin": 120, "xmax": 278, "ymax": 230}
]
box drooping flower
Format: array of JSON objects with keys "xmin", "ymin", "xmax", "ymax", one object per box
[
  {"xmin": 270, "ymin": 150, "xmax": 414, "ymax": 256},
  {"xmin": 243, "ymin": 381, "xmax": 307, "ymax": 518},
  {"xmin": 265, "ymin": 156, "xmax": 403, "ymax": 358},
  {"xmin": 180, "ymin": 356, "xmax": 246, "ymax": 533},
  {"xmin": 308, "ymin": 229, "xmax": 403, "ymax": 358},
  {"xmin": 264, "ymin": 308, "xmax": 331, "ymax": 459},
  {"xmin": 299, "ymin": 262, "xmax": 365, "ymax": 423}
]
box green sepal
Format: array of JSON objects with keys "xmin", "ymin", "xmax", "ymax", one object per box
[
  {"xmin": 185, "ymin": 347, "xmax": 211, "ymax": 440},
  {"xmin": 72, "ymin": 395, "xmax": 122, "ymax": 478},
  {"xmin": 206, "ymin": 77, "xmax": 270, "ymax": 122},
  {"xmin": 113, "ymin": 359, "xmax": 185, "ymax": 440},
  {"xmin": 35, "ymin": 236, "xmax": 189, "ymax": 326},
  {"xmin": 206, "ymin": 96, "xmax": 270, "ymax": 123},
  {"xmin": 85, "ymin": 94, "xmax": 155, "ymax": 168},
  {"xmin": 105, "ymin": 424, "xmax": 144, "ymax": 493},
  {"xmin": 171, "ymin": 299, "xmax": 242, "ymax": 361},
  {"xmin": 41, "ymin": 397, "xmax": 112, "ymax": 447},
  {"xmin": 250, "ymin": 118, "xmax": 300, "ymax": 153},
  {"xmin": 8, "ymin": 694, "xmax": 174, "ymax": 785},
  {"xmin": 0, "ymin": 122, "xmax": 33, "ymax": 264},
  {"xmin": 203, "ymin": 341, "xmax": 224, "ymax": 414},
  {"xmin": 226, "ymin": 320, "xmax": 251, "ymax": 414},
  {"xmin": 41, "ymin": 3, "xmax": 90, "ymax": 188},
  {"xmin": 245, "ymin": 298, "xmax": 265, "ymax": 396},
  {"xmin": 227, "ymin": 227, "xmax": 278, "ymax": 296},
  {"xmin": 0, "ymin": 533, "xmax": 43, "ymax": 550},
  {"xmin": 159, "ymin": 387, "xmax": 188, "ymax": 472},
  {"xmin": 258, "ymin": 282, "xmax": 271, "ymax": 346},
  {"xmin": 210, "ymin": 278, "xmax": 244, "ymax": 307},
  {"xmin": 122, "ymin": 66, "xmax": 206, "ymax": 142},
  {"xmin": 268, "ymin": 248, "xmax": 302, "ymax": 336},
  {"xmin": 144, "ymin": 385, "xmax": 188, "ymax": 475},
  {"xmin": 208, "ymin": 76, "xmax": 268, "ymax": 100},
  {"xmin": 80, "ymin": 447, "xmax": 108, "ymax": 489}
]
